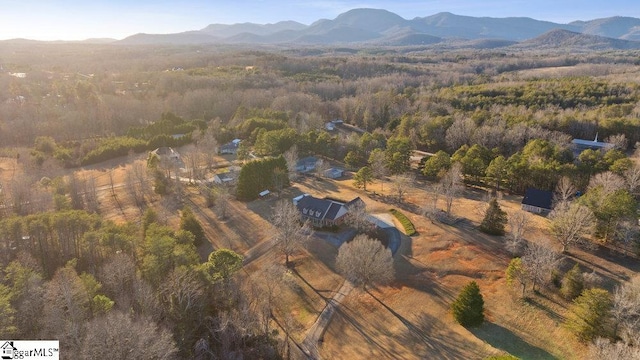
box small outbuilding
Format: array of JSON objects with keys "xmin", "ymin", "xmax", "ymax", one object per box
[
  {"xmin": 323, "ymin": 168, "xmax": 344, "ymax": 179},
  {"xmin": 219, "ymin": 139, "xmax": 241, "ymax": 155},
  {"xmin": 212, "ymin": 171, "xmax": 236, "ymax": 185},
  {"xmin": 521, "ymin": 188, "xmax": 554, "ymax": 214},
  {"xmin": 296, "ymin": 156, "xmax": 317, "ymax": 172}
]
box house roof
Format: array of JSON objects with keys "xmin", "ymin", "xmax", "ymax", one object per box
[
  {"xmin": 220, "ymin": 142, "xmax": 239, "ymax": 151},
  {"xmin": 215, "ymin": 172, "xmax": 235, "ymax": 182},
  {"xmin": 324, "ymin": 168, "xmax": 344, "ymax": 176},
  {"xmin": 521, "ymin": 188, "xmax": 553, "ymax": 210},
  {"xmin": 296, "ymin": 194, "xmax": 361, "ymax": 222},
  {"xmin": 571, "ymin": 139, "xmax": 613, "ymax": 149},
  {"xmin": 297, "ymin": 195, "xmax": 333, "ymax": 220},
  {"xmin": 152, "ymin": 146, "xmax": 171, "ymax": 155},
  {"xmin": 151, "ymin": 147, "xmax": 179, "ymax": 158},
  {"xmin": 345, "ymin": 196, "xmax": 364, "ymax": 209},
  {"xmin": 296, "ymin": 156, "xmax": 317, "ymax": 167}
]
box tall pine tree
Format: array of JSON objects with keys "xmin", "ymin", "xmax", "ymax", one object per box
[
  {"xmin": 180, "ymin": 207, "xmax": 206, "ymax": 246},
  {"xmin": 451, "ymin": 281, "xmax": 485, "ymax": 327},
  {"xmin": 480, "ymin": 198, "xmax": 507, "ymax": 235}
]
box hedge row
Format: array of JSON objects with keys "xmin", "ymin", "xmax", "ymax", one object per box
[{"xmin": 389, "ymin": 208, "xmax": 417, "ymax": 236}]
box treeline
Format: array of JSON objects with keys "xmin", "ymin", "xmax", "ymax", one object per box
[
  {"xmin": 441, "ymin": 78, "xmax": 637, "ymax": 110},
  {"xmin": 236, "ymin": 156, "xmax": 289, "ymax": 201},
  {"xmin": 31, "ymin": 112, "xmax": 199, "ymax": 167}
]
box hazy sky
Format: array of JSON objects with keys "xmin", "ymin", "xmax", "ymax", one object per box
[{"xmin": 0, "ymin": 0, "xmax": 637, "ymax": 41}]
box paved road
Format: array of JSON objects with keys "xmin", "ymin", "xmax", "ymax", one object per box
[{"xmin": 301, "ymin": 280, "xmax": 354, "ymax": 359}]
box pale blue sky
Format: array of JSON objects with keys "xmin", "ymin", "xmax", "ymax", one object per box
[{"xmin": 0, "ymin": 0, "xmax": 637, "ymax": 40}]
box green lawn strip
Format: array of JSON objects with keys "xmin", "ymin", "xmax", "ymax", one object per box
[{"xmin": 389, "ymin": 208, "xmax": 417, "ymax": 236}]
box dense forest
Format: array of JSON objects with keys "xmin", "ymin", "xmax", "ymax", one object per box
[{"xmin": 2, "ymin": 43, "xmax": 640, "ymax": 358}]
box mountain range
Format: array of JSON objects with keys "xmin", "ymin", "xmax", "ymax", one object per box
[{"xmin": 21, "ymin": 8, "xmax": 640, "ymax": 49}]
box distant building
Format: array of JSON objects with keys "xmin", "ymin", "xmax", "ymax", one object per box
[
  {"xmin": 323, "ymin": 167, "xmax": 344, "ymax": 179},
  {"xmin": 296, "ymin": 156, "xmax": 317, "ymax": 172},
  {"xmin": 294, "ymin": 194, "xmax": 364, "ymax": 227},
  {"xmin": 572, "ymin": 134, "xmax": 614, "ymax": 155},
  {"xmin": 521, "ymin": 188, "xmax": 554, "ymax": 214},
  {"xmin": 150, "ymin": 147, "xmax": 180, "ymax": 162},
  {"xmin": 219, "ymin": 139, "xmax": 241, "ymax": 155},
  {"xmin": 212, "ymin": 171, "xmax": 237, "ymax": 185}
]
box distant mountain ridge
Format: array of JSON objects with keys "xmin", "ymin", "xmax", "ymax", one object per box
[
  {"xmin": 514, "ymin": 29, "xmax": 640, "ymax": 50},
  {"xmin": 88, "ymin": 9, "xmax": 640, "ymax": 49}
]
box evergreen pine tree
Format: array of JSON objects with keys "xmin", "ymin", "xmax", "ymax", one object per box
[
  {"xmin": 353, "ymin": 166, "xmax": 374, "ymax": 191},
  {"xmin": 561, "ymin": 263, "xmax": 585, "ymax": 300},
  {"xmin": 565, "ymin": 288, "xmax": 613, "ymax": 342},
  {"xmin": 480, "ymin": 198, "xmax": 508, "ymax": 235},
  {"xmin": 180, "ymin": 207, "xmax": 206, "ymax": 246},
  {"xmin": 451, "ymin": 281, "xmax": 485, "ymax": 327}
]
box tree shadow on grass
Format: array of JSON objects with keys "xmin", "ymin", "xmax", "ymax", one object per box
[
  {"xmin": 368, "ymin": 292, "xmax": 485, "ymax": 359},
  {"xmin": 470, "ymin": 322, "xmax": 558, "ymax": 360}
]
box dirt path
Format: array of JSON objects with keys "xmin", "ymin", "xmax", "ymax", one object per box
[{"xmin": 301, "ymin": 280, "xmax": 354, "ymax": 359}]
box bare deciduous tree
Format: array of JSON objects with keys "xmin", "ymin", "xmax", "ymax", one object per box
[
  {"xmin": 605, "ymin": 134, "xmax": 628, "ymax": 150},
  {"xmin": 445, "ymin": 116, "xmax": 475, "ymax": 151},
  {"xmin": 41, "ymin": 265, "xmax": 91, "ymax": 352},
  {"xmin": 344, "ymin": 199, "xmax": 373, "ymax": 233},
  {"xmin": 554, "ymin": 176, "xmax": 576, "ymax": 204},
  {"xmin": 283, "ymin": 145, "xmax": 299, "ymax": 181},
  {"xmin": 507, "ymin": 210, "xmax": 531, "ymax": 256},
  {"xmin": 588, "ymin": 171, "xmax": 626, "ymax": 194},
  {"xmin": 522, "ymin": 240, "xmax": 560, "ymax": 292},
  {"xmin": 9, "ymin": 175, "xmax": 33, "ymax": 216},
  {"xmin": 369, "ymin": 149, "xmax": 388, "ymax": 191},
  {"xmin": 84, "ymin": 176, "xmax": 99, "ymax": 213},
  {"xmin": 623, "ymin": 164, "xmax": 640, "ymax": 196},
  {"xmin": 183, "ymin": 149, "xmax": 202, "ymax": 183},
  {"xmin": 314, "ymin": 158, "xmax": 330, "ymax": 177},
  {"xmin": 271, "ymin": 200, "xmax": 311, "ymax": 267},
  {"xmin": 212, "ymin": 185, "xmax": 232, "ymax": 220},
  {"xmin": 125, "ymin": 167, "xmax": 144, "ymax": 210},
  {"xmin": 98, "ymin": 253, "xmax": 137, "ymax": 311},
  {"xmin": 589, "ymin": 337, "xmax": 640, "ymax": 360},
  {"xmin": 80, "ymin": 311, "xmax": 178, "ymax": 360},
  {"xmin": 132, "ymin": 277, "xmax": 162, "ymax": 321},
  {"xmin": 549, "ymin": 201, "xmax": 595, "ymax": 253},
  {"xmin": 199, "ymin": 127, "xmax": 219, "ymax": 172},
  {"xmin": 391, "ymin": 172, "xmax": 414, "ymax": 203},
  {"xmin": 614, "ymin": 220, "xmax": 640, "ymax": 254},
  {"xmin": 611, "ymin": 276, "xmax": 640, "ymax": 345},
  {"xmin": 336, "ymin": 234, "xmax": 394, "ymax": 289},
  {"xmin": 440, "ymin": 162, "xmax": 463, "ymax": 216},
  {"xmin": 159, "ymin": 267, "xmax": 206, "ymax": 350}
]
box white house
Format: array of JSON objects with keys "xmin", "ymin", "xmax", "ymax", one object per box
[{"xmin": 150, "ymin": 147, "xmax": 181, "ymax": 162}]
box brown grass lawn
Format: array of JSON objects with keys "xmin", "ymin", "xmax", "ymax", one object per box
[
  {"xmin": 6, "ymin": 151, "xmax": 639, "ymax": 359},
  {"xmin": 291, "ymin": 175, "xmax": 591, "ymax": 360}
]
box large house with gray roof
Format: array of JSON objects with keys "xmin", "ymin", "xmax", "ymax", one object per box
[{"xmin": 293, "ymin": 194, "xmax": 364, "ymax": 227}]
